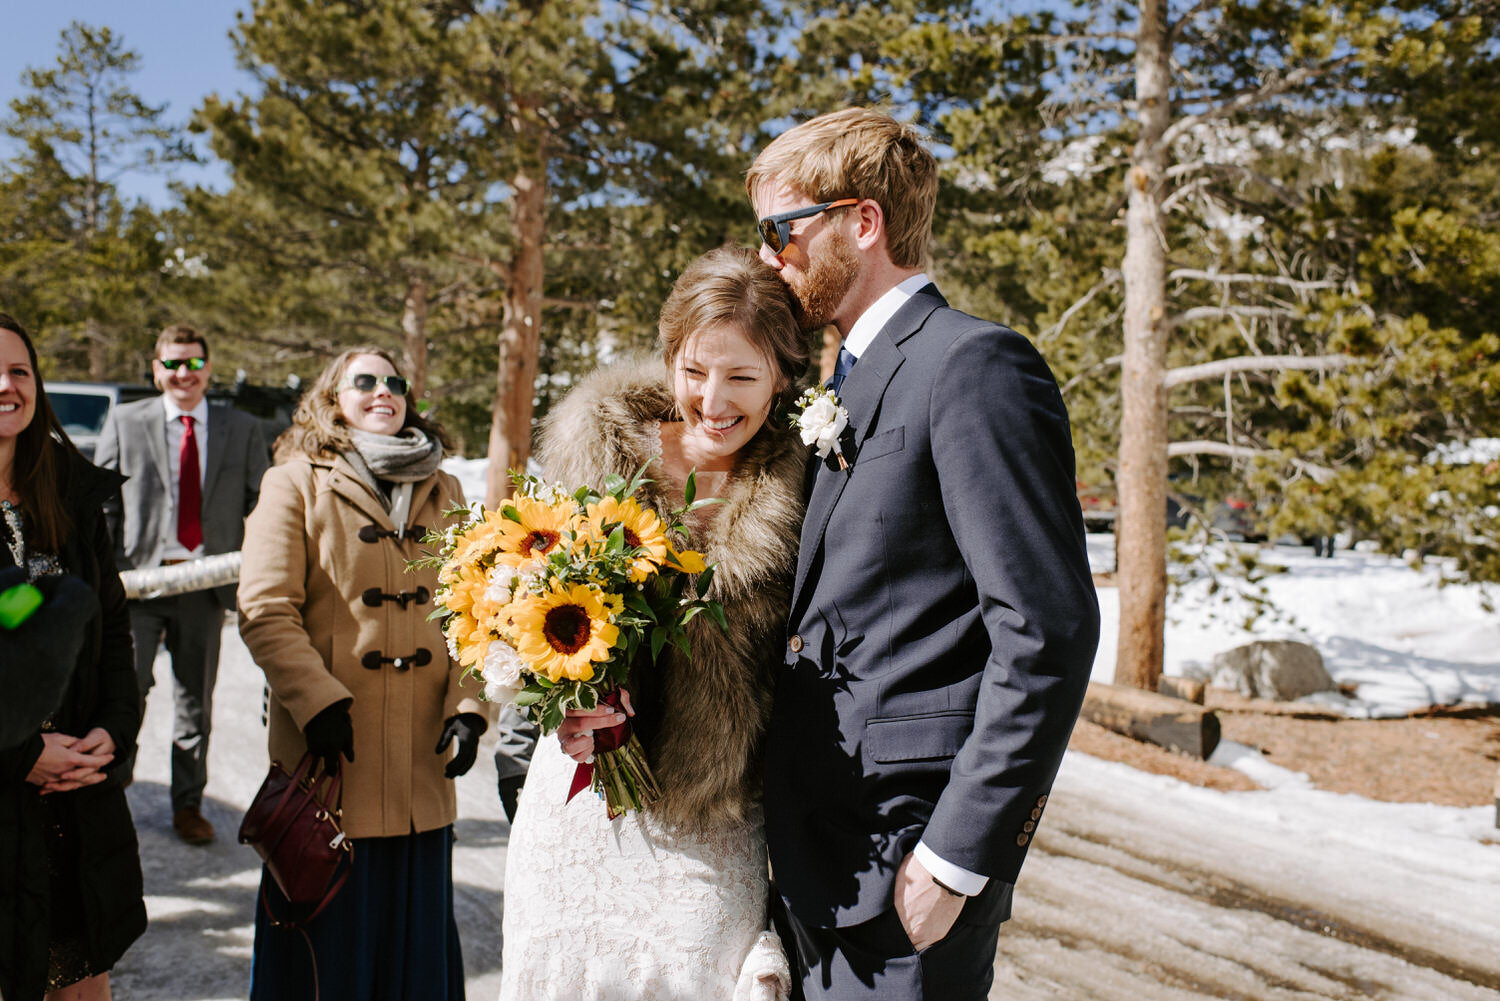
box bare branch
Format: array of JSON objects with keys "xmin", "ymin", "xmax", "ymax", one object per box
[
  {"xmin": 1165, "ymin": 353, "xmax": 1353, "ymax": 388},
  {"xmin": 1168, "ymin": 0, "xmax": 1222, "ymax": 39},
  {"xmin": 1168, "ymin": 268, "xmax": 1340, "ymax": 292},
  {"xmin": 1158, "ymin": 54, "xmax": 1360, "ymax": 151},
  {"xmin": 1037, "ymin": 273, "xmax": 1121, "ymax": 345},
  {"xmin": 1059, "ymin": 353, "xmax": 1124, "ymax": 396},
  {"xmin": 1167, "ymin": 440, "xmax": 1334, "ymax": 483},
  {"xmin": 1169, "ymin": 305, "xmax": 1292, "ymax": 329}
]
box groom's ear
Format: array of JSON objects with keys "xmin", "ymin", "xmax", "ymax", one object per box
[{"xmin": 852, "ymin": 199, "xmax": 886, "ymax": 253}]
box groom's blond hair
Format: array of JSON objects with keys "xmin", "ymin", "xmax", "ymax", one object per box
[{"xmin": 746, "ymin": 108, "xmax": 938, "ymax": 270}]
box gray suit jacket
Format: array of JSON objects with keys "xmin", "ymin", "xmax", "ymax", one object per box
[
  {"xmin": 766, "ymin": 287, "xmax": 1100, "ymax": 928},
  {"xmin": 96, "ymin": 396, "xmax": 270, "ymax": 609}
]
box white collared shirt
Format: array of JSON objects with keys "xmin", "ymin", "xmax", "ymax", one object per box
[
  {"xmin": 159, "ymin": 397, "xmax": 209, "ymax": 562},
  {"xmin": 840, "ymin": 272, "xmax": 932, "ymax": 360}
]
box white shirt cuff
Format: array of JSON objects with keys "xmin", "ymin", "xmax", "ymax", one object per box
[{"xmin": 914, "ymin": 841, "xmax": 989, "ymax": 896}]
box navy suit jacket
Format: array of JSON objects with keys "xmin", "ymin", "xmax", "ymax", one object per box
[{"xmin": 765, "ymin": 287, "xmax": 1100, "ymax": 927}]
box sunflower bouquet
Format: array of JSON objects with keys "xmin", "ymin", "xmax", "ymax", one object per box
[{"xmin": 414, "ymin": 465, "xmax": 723, "ymax": 818}]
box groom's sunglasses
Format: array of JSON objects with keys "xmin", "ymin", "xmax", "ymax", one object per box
[
  {"xmin": 157, "ymin": 357, "xmax": 206, "ymax": 371},
  {"xmin": 756, "ymin": 199, "xmax": 859, "ymax": 256},
  {"xmin": 343, "ymin": 373, "xmax": 409, "ymax": 395}
]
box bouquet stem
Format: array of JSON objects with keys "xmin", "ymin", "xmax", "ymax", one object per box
[{"xmin": 591, "ymin": 734, "xmax": 661, "ymax": 819}]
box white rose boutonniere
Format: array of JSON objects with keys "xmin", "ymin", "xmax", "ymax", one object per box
[{"xmin": 792, "ymin": 386, "xmax": 851, "ymax": 469}]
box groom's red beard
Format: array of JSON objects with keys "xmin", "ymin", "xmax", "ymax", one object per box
[{"xmin": 788, "ymin": 229, "xmax": 861, "ymax": 332}]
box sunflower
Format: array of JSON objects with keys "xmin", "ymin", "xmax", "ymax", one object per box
[
  {"xmin": 581, "ymin": 496, "xmax": 670, "ymax": 581},
  {"xmin": 509, "ymin": 583, "xmax": 621, "ymax": 682},
  {"xmin": 444, "ymin": 510, "xmax": 515, "ymax": 580},
  {"xmin": 495, "ymin": 496, "xmax": 577, "ymax": 567}
]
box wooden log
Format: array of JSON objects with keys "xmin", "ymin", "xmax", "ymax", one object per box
[
  {"xmin": 1157, "ymin": 675, "xmax": 1206, "ymax": 704},
  {"xmin": 120, "ymin": 552, "xmax": 242, "ymax": 601},
  {"xmin": 1082, "ymin": 681, "xmax": 1221, "ymax": 759}
]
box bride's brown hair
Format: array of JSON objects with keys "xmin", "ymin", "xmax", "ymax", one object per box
[{"xmin": 657, "ymin": 245, "xmax": 809, "ymax": 417}]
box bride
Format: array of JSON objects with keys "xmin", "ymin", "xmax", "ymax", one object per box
[{"xmin": 497, "ymin": 246, "xmax": 809, "ymax": 1001}]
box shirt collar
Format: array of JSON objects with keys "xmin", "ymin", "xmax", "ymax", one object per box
[
  {"xmin": 162, "ymin": 396, "xmax": 210, "ymax": 426},
  {"xmin": 841, "ymin": 272, "xmax": 932, "ymax": 360}
]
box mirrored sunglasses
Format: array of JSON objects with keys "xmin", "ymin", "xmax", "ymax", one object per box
[
  {"xmin": 157, "ymin": 356, "xmax": 206, "ymax": 371},
  {"xmin": 756, "ymin": 198, "xmax": 859, "ymax": 255},
  {"xmin": 343, "ymin": 373, "xmax": 408, "ymax": 395}
]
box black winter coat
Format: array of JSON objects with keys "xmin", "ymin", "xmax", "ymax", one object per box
[{"xmin": 0, "ymin": 453, "xmax": 146, "ymax": 1001}]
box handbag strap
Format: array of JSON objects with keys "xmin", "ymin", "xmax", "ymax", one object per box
[{"xmin": 258, "ymin": 855, "xmax": 353, "ymax": 1001}]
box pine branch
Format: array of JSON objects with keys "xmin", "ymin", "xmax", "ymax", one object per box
[{"xmin": 1158, "ymin": 54, "xmax": 1360, "ymax": 152}]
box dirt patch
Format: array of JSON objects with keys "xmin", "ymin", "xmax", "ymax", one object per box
[{"xmin": 1070, "ymin": 689, "xmax": 1500, "ymax": 807}]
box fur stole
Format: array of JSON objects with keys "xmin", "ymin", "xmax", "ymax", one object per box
[{"xmin": 538, "ymin": 356, "xmax": 807, "ymax": 830}]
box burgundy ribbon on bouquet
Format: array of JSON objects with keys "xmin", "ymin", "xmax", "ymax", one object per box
[{"xmin": 566, "ymin": 687, "xmax": 632, "ymax": 803}]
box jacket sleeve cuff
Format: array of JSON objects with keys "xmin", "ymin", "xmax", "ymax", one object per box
[{"xmin": 915, "ymin": 841, "xmax": 989, "ymax": 896}]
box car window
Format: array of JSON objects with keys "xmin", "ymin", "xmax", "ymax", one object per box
[{"xmin": 51, "ymin": 391, "xmax": 112, "ymax": 438}]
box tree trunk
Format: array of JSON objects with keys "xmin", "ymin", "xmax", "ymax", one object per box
[
  {"xmin": 86, "ymin": 319, "xmax": 108, "ymax": 381},
  {"xmin": 1115, "ymin": 0, "xmax": 1172, "ymax": 690},
  {"xmin": 402, "ymin": 276, "xmax": 428, "ymax": 401},
  {"xmin": 485, "ymin": 157, "xmax": 547, "ymax": 508}
]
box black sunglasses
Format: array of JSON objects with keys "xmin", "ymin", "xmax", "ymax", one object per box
[
  {"xmin": 756, "ymin": 198, "xmax": 859, "ymax": 255},
  {"xmin": 157, "ymin": 357, "xmax": 206, "ymax": 371},
  {"xmin": 343, "ymin": 373, "xmax": 408, "ymax": 395}
]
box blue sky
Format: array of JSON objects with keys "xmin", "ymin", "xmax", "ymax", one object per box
[{"xmin": 0, "ymin": 1, "xmax": 257, "ymax": 206}]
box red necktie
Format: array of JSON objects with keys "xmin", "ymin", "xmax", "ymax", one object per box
[{"xmin": 178, "ymin": 415, "xmax": 202, "ymax": 550}]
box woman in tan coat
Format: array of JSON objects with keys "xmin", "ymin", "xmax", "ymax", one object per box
[{"xmin": 238, "ymin": 347, "xmax": 486, "ymax": 1001}]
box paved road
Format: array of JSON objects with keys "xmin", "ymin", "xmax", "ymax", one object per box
[{"xmin": 115, "ymin": 622, "xmax": 1499, "ymax": 1000}]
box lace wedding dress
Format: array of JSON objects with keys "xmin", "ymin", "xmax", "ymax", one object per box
[{"xmin": 498, "ymin": 733, "xmax": 790, "ymax": 1001}]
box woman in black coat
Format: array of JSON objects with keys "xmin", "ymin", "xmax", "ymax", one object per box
[{"xmin": 0, "ymin": 314, "xmax": 146, "ymax": 1001}]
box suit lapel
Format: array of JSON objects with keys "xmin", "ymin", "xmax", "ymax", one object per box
[
  {"xmin": 788, "ymin": 288, "xmax": 946, "ymax": 619},
  {"xmin": 202, "ymin": 409, "xmax": 229, "ymax": 501},
  {"xmin": 146, "ymin": 399, "xmax": 174, "ymax": 496}
]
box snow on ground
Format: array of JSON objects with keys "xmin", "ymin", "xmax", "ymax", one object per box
[{"xmin": 1088, "ymin": 536, "xmax": 1500, "ymax": 718}]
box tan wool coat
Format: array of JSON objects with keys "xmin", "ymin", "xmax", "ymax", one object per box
[{"xmin": 237, "ymin": 453, "xmax": 485, "ymax": 839}]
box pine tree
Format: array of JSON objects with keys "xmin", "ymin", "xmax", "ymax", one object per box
[{"xmin": 0, "ymin": 22, "xmax": 190, "ymax": 377}]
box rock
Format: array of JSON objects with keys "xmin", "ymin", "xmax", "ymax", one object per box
[{"xmin": 1210, "ymin": 640, "xmax": 1334, "ymax": 701}]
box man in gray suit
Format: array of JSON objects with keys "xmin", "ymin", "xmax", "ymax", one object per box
[
  {"xmin": 749, "ymin": 110, "xmax": 1100, "ymax": 999},
  {"xmin": 97, "ymin": 325, "xmax": 269, "ymax": 844}
]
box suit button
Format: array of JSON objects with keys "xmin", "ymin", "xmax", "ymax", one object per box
[
  {"xmin": 1023, "ymin": 820, "xmax": 1035, "ymax": 833},
  {"xmin": 1030, "ymin": 808, "xmax": 1042, "ymax": 821},
  {"xmin": 1016, "ymin": 833, "xmax": 1029, "ymax": 847},
  {"xmin": 788, "ymin": 635, "xmax": 803, "ymax": 654},
  {"xmin": 1036, "ymin": 794, "xmax": 1048, "ymax": 807}
]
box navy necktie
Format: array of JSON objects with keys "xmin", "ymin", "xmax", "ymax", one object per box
[{"xmin": 829, "ymin": 346, "xmax": 857, "ymax": 395}]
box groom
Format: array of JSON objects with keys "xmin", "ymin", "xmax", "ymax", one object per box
[{"xmin": 750, "ymin": 109, "xmax": 1100, "ymax": 998}]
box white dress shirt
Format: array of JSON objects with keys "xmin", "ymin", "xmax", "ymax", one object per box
[{"xmin": 159, "ymin": 397, "xmax": 209, "ymax": 562}]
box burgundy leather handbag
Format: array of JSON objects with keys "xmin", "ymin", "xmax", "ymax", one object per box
[{"xmin": 238, "ymin": 752, "xmax": 353, "ymax": 925}]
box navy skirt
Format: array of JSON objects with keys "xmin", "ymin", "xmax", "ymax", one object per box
[{"xmin": 250, "ymin": 825, "xmax": 465, "ymax": 1001}]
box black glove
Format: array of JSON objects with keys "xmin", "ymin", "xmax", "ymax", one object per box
[
  {"xmin": 497, "ymin": 774, "xmax": 524, "ymax": 823},
  {"xmin": 303, "ymin": 701, "xmax": 355, "ymax": 776},
  {"xmin": 436, "ymin": 713, "xmax": 486, "ymax": 779}
]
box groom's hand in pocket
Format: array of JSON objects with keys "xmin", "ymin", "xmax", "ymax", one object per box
[{"xmin": 894, "ymin": 851, "xmax": 965, "ymax": 952}]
